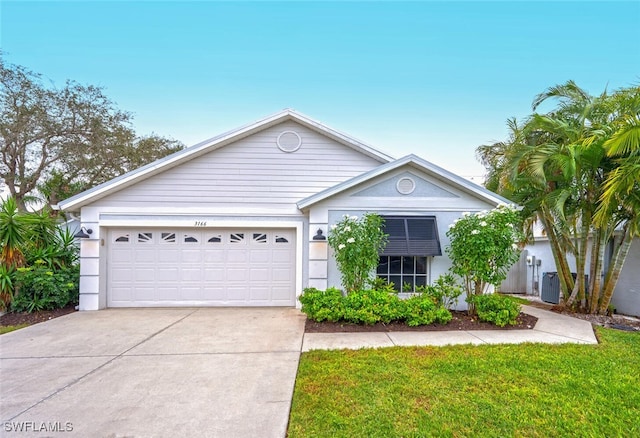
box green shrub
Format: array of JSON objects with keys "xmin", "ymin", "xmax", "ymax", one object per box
[
  {"xmin": 342, "ymin": 289, "xmax": 404, "ymax": 324},
  {"xmin": 300, "ymin": 287, "xmax": 454, "ymax": 327},
  {"xmin": 435, "ymin": 307, "xmax": 453, "ymax": 324},
  {"xmin": 11, "ymin": 262, "xmax": 79, "ymax": 313},
  {"xmin": 416, "ymin": 274, "xmax": 463, "ymax": 309},
  {"xmin": 299, "ymin": 287, "xmax": 344, "ymax": 322},
  {"xmin": 402, "ymin": 294, "xmax": 438, "ymax": 326},
  {"xmin": 469, "ymin": 293, "xmax": 521, "ymax": 327}
]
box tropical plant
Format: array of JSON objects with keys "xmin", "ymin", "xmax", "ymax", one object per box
[
  {"xmin": 0, "ymin": 197, "xmax": 28, "ymax": 268},
  {"xmin": 446, "ymin": 205, "xmax": 523, "ymax": 314},
  {"xmin": 12, "ymin": 262, "xmax": 79, "ymax": 313},
  {"xmin": 328, "ymin": 213, "xmax": 388, "ymax": 293},
  {"xmin": 0, "ymin": 264, "xmax": 15, "ymax": 310},
  {"xmin": 477, "ymin": 81, "xmax": 640, "ymax": 314},
  {"xmin": 0, "ymin": 197, "xmax": 79, "ymax": 309}
]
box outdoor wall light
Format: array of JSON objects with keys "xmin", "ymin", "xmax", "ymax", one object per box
[
  {"xmin": 75, "ymin": 226, "xmax": 93, "ymax": 239},
  {"xmin": 312, "ymin": 228, "xmax": 326, "ymax": 240}
]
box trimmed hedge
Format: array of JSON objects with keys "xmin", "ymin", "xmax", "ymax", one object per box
[
  {"xmin": 469, "ymin": 293, "xmax": 521, "ymax": 327},
  {"xmin": 300, "ymin": 288, "xmax": 451, "ymax": 326}
]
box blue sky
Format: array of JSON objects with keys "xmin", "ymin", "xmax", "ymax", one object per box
[{"xmin": 2, "ymin": 1, "xmax": 639, "ymax": 179}]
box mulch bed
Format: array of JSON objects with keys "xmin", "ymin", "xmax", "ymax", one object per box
[
  {"xmin": 0, "ymin": 305, "xmax": 77, "ymax": 327},
  {"xmin": 305, "ymin": 311, "xmax": 538, "ymax": 333}
]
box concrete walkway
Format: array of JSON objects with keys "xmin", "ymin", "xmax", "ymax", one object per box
[
  {"xmin": 1, "ymin": 308, "xmax": 306, "ymax": 438},
  {"xmin": 302, "ymin": 305, "xmax": 598, "ymax": 351}
]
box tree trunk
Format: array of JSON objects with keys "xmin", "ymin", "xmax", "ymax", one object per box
[
  {"xmin": 539, "ymin": 209, "xmax": 574, "ymax": 302},
  {"xmin": 588, "ymin": 229, "xmax": 606, "ymax": 314},
  {"xmin": 597, "ymin": 225, "xmax": 633, "ymax": 314},
  {"xmin": 566, "ymin": 218, "xmax": 590, "ymax": 309}
]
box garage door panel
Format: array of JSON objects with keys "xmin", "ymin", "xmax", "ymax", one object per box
[
  {"xmin": 134, "ymin": 288, "xmax": 156, "ymax": 301},
  {"xmin": 108, "ymin": 228, "xmax": 295, "ymax": 307},
  {"xmin": 204, "ymin": 268, "xmax": 225, "ymax": 281},
  {"xmin": 157, "ymin": 268, "xmax": 179, "ymax": 281},
  {"xmin": 158, "ymin": 250, "xmax": 180, "ymax": 262},
  {"xmin": 182, "ymin": 250, "xmax": 202, "ymax": 263},
  {"xmin": 204, "ymin": 250, "xmax": 225, "ymax": 262},
  {"xmin": 157, "ymin": 287, "xmax": 179, "ymax": 301},
  {"xmin": 183, "ymin": 268, "xmax": 204, "ymax": 282},
  {"xmin": 250, "ymin": 268, "xmax": 270, "ymax": 282},
  {"xmin": 272, "ymin": 268, "xmax": 292, "ymax": 281},
  {"xmin": 226, "ymin": 287, "xmax": 248, "ymax": 301},
  {"xmin": 227, "ymin": 250, "xmax": 248, "ymax": 263},
  {"xmin": 133, "ymin": 249, "xmax": 156, "ymax": 263},
  {"xmin": 250, "ymin": 287, "xmax": 270, "ymax": 300},
  {"xmin": 135, "ymin": 269, "xmax": 156, "ymax": 281}
]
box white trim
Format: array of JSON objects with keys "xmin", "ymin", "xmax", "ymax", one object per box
[
  {"xmin": 297, "ymin": 154, "xmax": 511, "ymax": 209},
  {"xmin": 276, "ymin": 130, "xmax": 302, "ymax": 152}
]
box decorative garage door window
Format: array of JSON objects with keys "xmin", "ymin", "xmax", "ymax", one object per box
[
  {"xmin": 183, "ymin": 234, "xmax": 199, "ymax": 243},
  {"xmin": 114, "ymin": 233, "xmax": 130, "ymax": 243},
  {"xmin": 207, "ymin": 234, "xmax": 222, "ymax": 243},
  {"xmin": 253, "ymin": 233, "xmax": 267, "ymax": 243},
  {"xmin": 230, "ymin": 233, "xmax": 245, "ymax": 244},
  {"xmin": 137, "ymin": 232, "xmax": 153, "ymax": 243},
  {"xmin": 161, "ymin": 232, "xmax": 176, "ymax": 243}
]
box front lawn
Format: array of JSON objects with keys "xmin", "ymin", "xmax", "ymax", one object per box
[{"xmin": 289, "ymin": 327, "xmax": 640, "ymax": 437}]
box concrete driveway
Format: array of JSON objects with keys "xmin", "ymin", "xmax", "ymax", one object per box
[{"xmin": 0, "ymin": 308, "xmax": 306, "ymax": 437}]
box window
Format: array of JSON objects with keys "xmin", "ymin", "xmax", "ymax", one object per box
[
  {"xmin": 137, "ymin": 232, "xmax": 153, "ymax": 243},
  {"xmin": 229, "ymin": 233, "xmax": 245, "ymax": 244},
  {"xmin": 377, "ymin": 256, "xmax": 428, "ymax": 292},
  {"xmin": 253, "ymin": 233, "xmax": 267, "ymax": 244},
  {"xmin": 114, "ymin": 234, "xmax": 130, "ymax": 243},
  {"xmin": 207, "ymin": 234, "xmax": 222, "ymax": 243},
  {"xmin": 275, "ymin": 235, "xmax": 289, "ymax": 243},
  {"xmin": 376, "ymin": 216, "xmax": 441, "ymax": 292},
  {"xmin": 183, "ymin": 234, "xmax": 199, "ymax": 243},
  {"xmin": 161, "ymin": 232, "xmax": 176, "ymax": 243}
]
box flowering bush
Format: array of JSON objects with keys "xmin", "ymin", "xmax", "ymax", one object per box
[
  {"xmin": 328, "ymin": 213, "xmax": 388, "ymax": 293},
  {"xmin": 445, "ymin": 204, "xmax": 523, "ymax": 314}
]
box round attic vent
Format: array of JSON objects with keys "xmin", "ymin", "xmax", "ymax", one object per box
[
  {"xmin": 396, "ymin": 177, "xmax": 416, "ymax": 195},
  {"xmin": 276, "ymin": 130, "xmax": 302, "ymax": 152}
]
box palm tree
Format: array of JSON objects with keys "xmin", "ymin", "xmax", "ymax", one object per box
[{"xmin": 478, "ymin": 81, "xmax": 638, "ymax": 314}]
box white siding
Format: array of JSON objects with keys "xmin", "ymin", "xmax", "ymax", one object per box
[{"xmin": 94, "ymin": 121, "xmax": 383, "ymax": 214}]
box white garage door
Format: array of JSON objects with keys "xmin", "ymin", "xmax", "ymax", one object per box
[{"xmin": 108, "ymin": 228, "xmax": 296, "ymax": 307}]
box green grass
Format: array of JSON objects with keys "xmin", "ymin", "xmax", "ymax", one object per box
[
  {"xmin": 497, "ymin": 293, "xmax": 530, "ymax": 305},
  {"xmin": 0, "ymin": 324, "xmax": 29, "ymax": 335},
  {"xmin": 289, "ymin": 327, "xmax": 640, "ymax": 437}
]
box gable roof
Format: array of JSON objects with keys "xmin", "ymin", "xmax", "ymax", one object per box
[
  {"xmin": 297, "ymin": 154, "xmax": 511, "ymax": 209},
  {"xmin": 57, "ymin": 109, "xmax": 395, "ymax": 211}
]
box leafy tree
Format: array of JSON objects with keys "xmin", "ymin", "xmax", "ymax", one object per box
[
  {"xmin": 328, "ymin": 213, "xmax": 388, "ymax": 293},
  {"xmin": 446, "ymin": 205, "xmax": 523, "ymax": 315},
  {"xmin": 0, "ymin": 56, "xmax": 183, "ymax": 209},
  {"xmin": 477, "ymin": 81, "xmax": 640, "ymax": 314}
]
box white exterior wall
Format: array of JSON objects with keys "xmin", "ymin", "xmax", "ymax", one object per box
[
  {"xmin": 72, "ymin": 120, "xmax": 384, "ymax": 310},
  {"xmin": 304, "ymin": 167, "xmax": 501, "ymax": 310},
  {"xmin": 609, "ymin": 239, "xmax": 640, "ymax": 317},
  {"xmin": 93, "ymin": 121, "xmax": 382, "ymax": 216},
  {"xmin": 524, "ymin": 237, "xmax": 639, "ymax": 317}
]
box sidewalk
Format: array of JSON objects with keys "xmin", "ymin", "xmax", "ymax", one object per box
[{"xmin": 301, "ymin": 305, "xmax": 598, "ymax": 351}]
